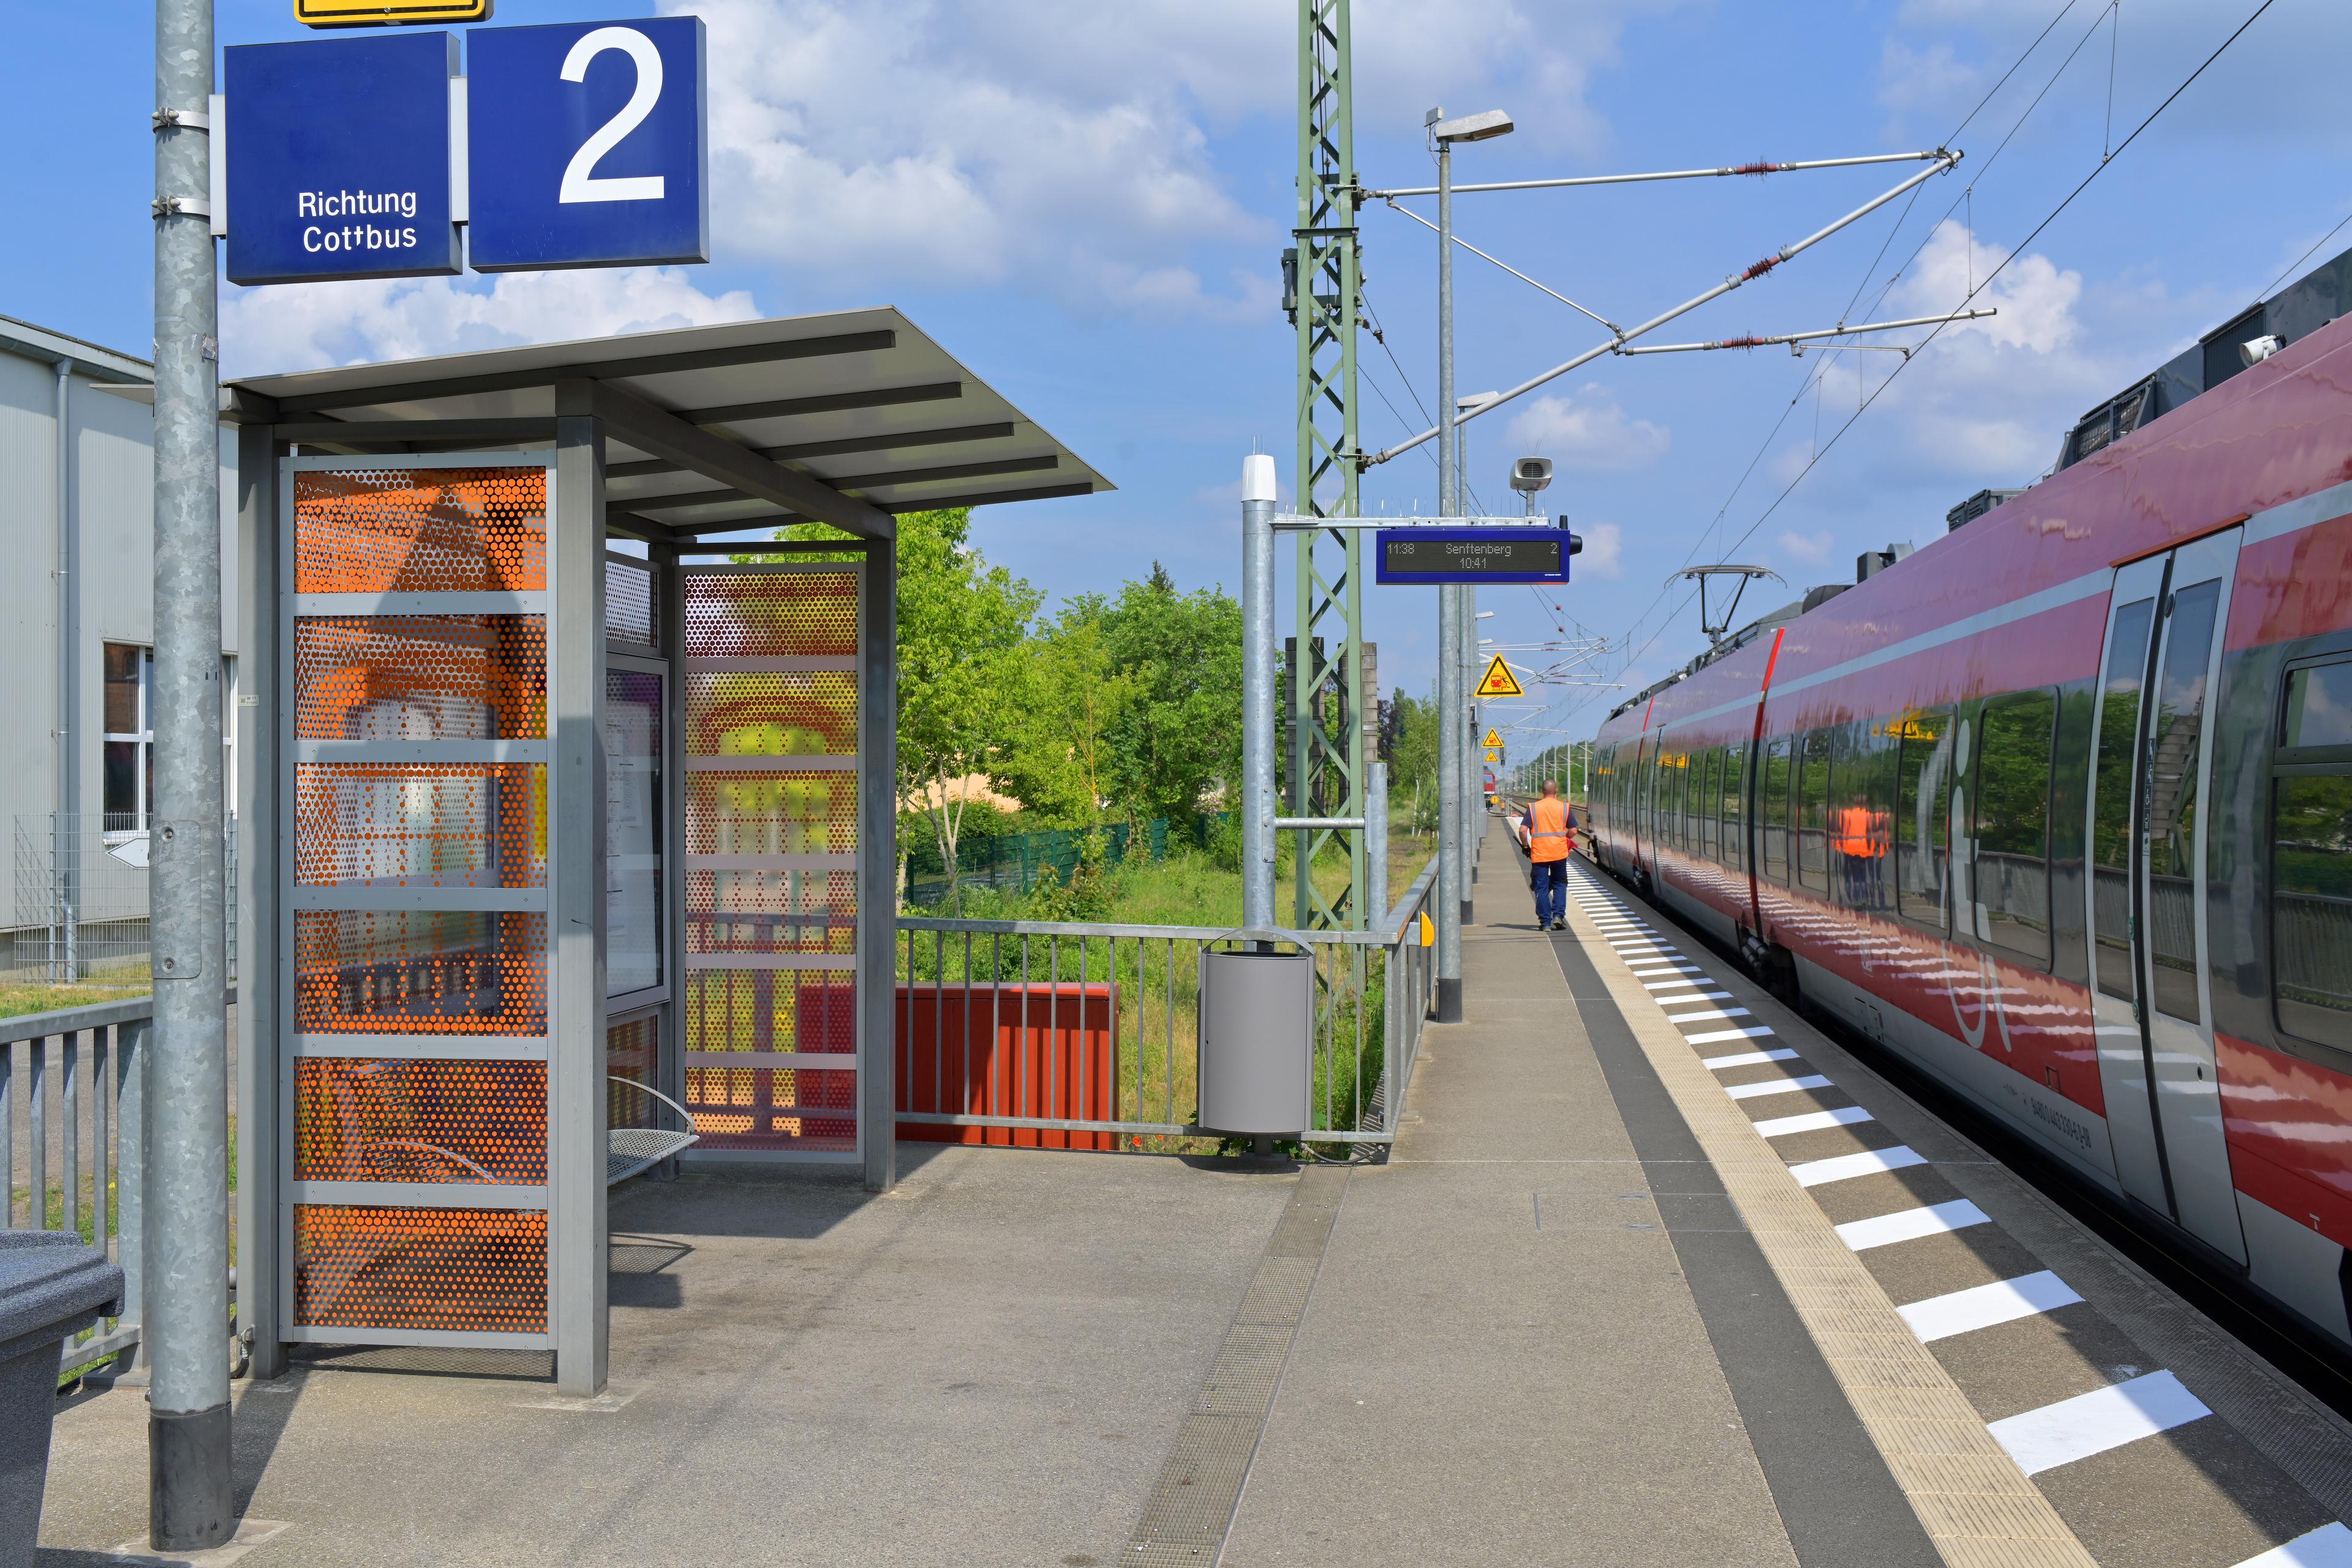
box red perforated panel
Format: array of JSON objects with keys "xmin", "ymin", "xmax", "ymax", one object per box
[
  {"xmin": 294, "ymin": 616, "xmax": 546, "ymax": 741},
  {"xmin": 295, "ymin": 1058, "xmax": 547, "ymax": 1183},
  {"xmin": 295, "ymin": 764, "xmax": 545, "ymax": 888},
  {"xmin": 295, "ymin": 911, "xmax": 548, "ymax": 1035},
  {"xmin": 682, "ymin": 672, "xmax": 857, "ymax": 756},
  {"xmin": 293, "ymin": 1205, "xmax": 547, "ymax": 1333},
  {"xmin": 681, "ymin": 570, "xmax": 856, "ymax": 657},
  {"xmin": 293, "ymin": 467, "xmax": 546, "ymax": 594}
]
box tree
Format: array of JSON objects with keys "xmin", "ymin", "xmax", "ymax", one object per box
[
  {"xmin": 1001, "ymin": 598, "xmax": 1135, "ymax": 828},
  {"xmin": 1095, "ymin": 569, "xmax": 1242, "ymax": 826},
  {"xmin": 777, "ymin": 508, "xmax": 1039, "ymax": 906}
]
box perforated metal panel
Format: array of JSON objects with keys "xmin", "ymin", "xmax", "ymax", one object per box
[
  {"xmin": 292, "ymin": 1205, "xmax": 548, "ymax": 1335},
  {"xmin": 285, "ymin": 456, "xmax": 557, "ymax": 1344},
  {"xmin": 292, "ymin": 467, "xmax": 546, "ymax": 594},
  {"xmin": 680, "ymin": 565, "xmax": 862, "ymax": 1157}
]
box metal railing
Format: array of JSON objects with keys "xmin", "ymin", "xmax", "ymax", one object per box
[
  {"xmin": 2, "ymin": 995, "xmax": 155, "ymax": 1374},
  {"xmin": 891, "ymin": 856, "xmax": 1439, "ymax": 1149}
]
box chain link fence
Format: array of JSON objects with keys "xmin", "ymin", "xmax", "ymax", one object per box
[{"xmin": 6, "ymin": 815, "xmax": 236, "ymax": 985}]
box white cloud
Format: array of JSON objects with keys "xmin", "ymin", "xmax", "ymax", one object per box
[
  {"xmin": 219, "ymin": 267, "xmax": 759, "ymax": 377},
  {"xmin": 1577, "ymin": 521, "xmax": 1625, "ymax": 579},
  {"xmin": 1823, "ymin": 219, "xmax": 2106, "ymax": 478},
  {"xmin": 1778, "ymin": 529, "xmax": 1834, "ymax": 565},
  {"xmin": 659, "ymin": 0, "xmax": 1681, "ymax": 316},
  {"xmin": 1504, "ymin": 384, "xmax": 1670, "ymax": 472}
]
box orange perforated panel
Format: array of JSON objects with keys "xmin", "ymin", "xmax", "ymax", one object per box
[
  {"xmin": 293, "ymin": 1205, "xmax": 547, "ymax": 1333},
  {"xmin": 295, "ymin": 764, "xmax": 545, "ymax": 888},
  {"xmin": 294, "ymin": 616, "xmax": 546, "ymax": 741},
  {"xmin": 608, "ymin": 1014, "xmax": 658, "ymax": 1130},
  {"xmin": 295, "ymin": 1058, "xmax": 547, "ymax": 1183},
  {"xmin": 293, "ymin": 467, "xmax": 546, "ymax": 594},
  {"xmin": 682, "ymin": 672, "xmax": 857, "ymax": 756},
  {"xmin": 295, "ymin": 910, "xmax": 547, "ymax": 1035},
  {"xmin": 685, "ymin": 771, "xmax": 856, "ymax": 854},
  {"xmin": 681, "ymin": 570, "xmax": 856, "ymax": 657}
]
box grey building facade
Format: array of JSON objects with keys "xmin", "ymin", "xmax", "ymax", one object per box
[{"xmin": 1, "ymin": 314, "xmax": 240, "ymax": 974}]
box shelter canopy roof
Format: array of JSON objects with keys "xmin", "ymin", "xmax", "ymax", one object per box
[{"xmin": 221, "ymin": 306, "xmax": 1112, "ymax": 543}]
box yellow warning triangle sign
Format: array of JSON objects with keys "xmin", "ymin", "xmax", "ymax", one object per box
[
  {"xmin": 1475, "ymin": 655, "xmax": 1525, "ymax": 698},
  {"xmin": 1482, "ymin": 728, "xmax": 1504, "ymax": 747},
  {"xmin": 1485, "ymin": 747, "xmax": 1501, "ymax": 763}
]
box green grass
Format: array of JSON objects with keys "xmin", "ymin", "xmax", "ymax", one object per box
[{"xmin": 0, "ymin": 979, "xmax": 149, "ymax": 1020}]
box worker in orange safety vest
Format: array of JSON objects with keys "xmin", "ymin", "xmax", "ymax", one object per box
[{"xmin": 1521, "ymin": 780, "xmax": 1575, "ymax": 930}]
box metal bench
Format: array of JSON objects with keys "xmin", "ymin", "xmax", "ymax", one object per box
[{"xmin": 606, "ymin": 1077, "xmax": 699, "ymax": 1185}]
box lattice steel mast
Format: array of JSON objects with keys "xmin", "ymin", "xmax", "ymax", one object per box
[{"xmin": 1287, "ymin": 0, "xmax": 1366, "ymax": 929}]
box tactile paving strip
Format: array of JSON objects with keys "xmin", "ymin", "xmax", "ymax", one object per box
[{"xmin": 1123, "ymin": 1165, "xmax": 1347, "ymax": 1568}]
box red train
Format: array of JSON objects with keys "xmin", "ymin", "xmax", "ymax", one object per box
[{"xmin": 1586, "ymin": 246, "xmax": 2352, "ymax": 1351}]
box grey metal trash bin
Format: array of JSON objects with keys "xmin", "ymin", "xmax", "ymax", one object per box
[
  {"xmin": 1198, "ymin": 948, "xmax": 1314, "ymax": 1136},
  {"xmin": 0, "ymin": 1233, "xmax": 125, "ymax": 1568}
]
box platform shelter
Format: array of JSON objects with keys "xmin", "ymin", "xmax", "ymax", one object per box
[{"xmin": 219, "ymin": 314, "xmax": 1109, "ymax": 1394}]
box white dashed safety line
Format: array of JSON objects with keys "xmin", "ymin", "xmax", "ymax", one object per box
[
  {"xmin": 1985, "ymin": 1370, "xmax": 2212, "ymax": 1476},
  {"xmin": 1898, "ymin": 1272, "xmax": 2084, "ymax": 1343},
  {"xmin": 2234, "ymin": 1521, "xmax": 2352, "ymax": 1567},
  {"xmin": 1561, "ymin": 864, "xmax": 2243, "ymax": 1491}
]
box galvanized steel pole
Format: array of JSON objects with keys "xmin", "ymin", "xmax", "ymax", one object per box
[
  {"xmin": 1242, "ymin": 455, "xmax": 1279, "ymax": 933},
  {"xmin": 148, "ymin": 0, "xmax": 233, "ymax": 1548},
  {"xmin": 1434, "ymin": 134, "xmax": 1463, "ymax": 1022},
  {"xmin": 1365, "ymin": 761, "xmax": 1389, "ymax": 932}
]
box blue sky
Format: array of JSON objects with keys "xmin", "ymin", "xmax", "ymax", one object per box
[{"xmin": 9, "ymin": 0, "xmax": 2350, "ymax": 749}]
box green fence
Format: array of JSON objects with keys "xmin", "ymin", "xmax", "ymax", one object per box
[{"xmin": 905, "ymin": 815, "xmax": 1223, "ymax": 906}]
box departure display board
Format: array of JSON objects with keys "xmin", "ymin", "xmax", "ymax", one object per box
[{"xmin": 1374, "ymin": 527, "xmax": 1575, "ymax": 586}]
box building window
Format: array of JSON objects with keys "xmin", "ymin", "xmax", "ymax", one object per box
[
  {"xmin": 101, "ymin": 643, "xmax": 238, "ymax": 835},
  {"xmin": 102, "ymin": 643, "xmax": 154, "ymax": 833}
]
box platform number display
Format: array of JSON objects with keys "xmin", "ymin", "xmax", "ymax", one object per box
[{"xmin": 466, "ymin": 17, "xmax": 709, "ymax": 272}]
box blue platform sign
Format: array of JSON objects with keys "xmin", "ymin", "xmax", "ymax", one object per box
[
  {"xmin": 1374, "ymin": 527, "xmax": 1578, "ymax": 586},
  {"xmin": 466, "ymin": 18, "xmax": 709, "ymax": 273},
  {"xmin": 224, "ymin": 32, "xmax": 459, "ymax": 286}
]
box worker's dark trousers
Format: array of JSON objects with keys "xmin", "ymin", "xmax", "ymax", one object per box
[{"xmin": 1531, "ymin": 859, "xmax": 1568, "ymax": 926}]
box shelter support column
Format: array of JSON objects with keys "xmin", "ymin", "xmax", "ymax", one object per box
[
  {"xmin": 859, "ymin": 535, "xmax": 897, "ymax": 1193},
  {"xmin": 551, "ymin": 394, "xmax": 609, "ymax": 1396},
  {"xmin": 233, "ymin": 419, "xmax": 285, "ymax": 1382}
]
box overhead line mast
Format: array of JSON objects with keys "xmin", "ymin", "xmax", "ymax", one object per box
[{"xmin": 1288, "ymin": 0, "xmax": 1366, "ymax": 930}]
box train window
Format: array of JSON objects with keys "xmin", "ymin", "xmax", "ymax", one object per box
[
  {"xmin": 1665, "ymin": 749, "xmax": 1686, "ymax": 849},
  {"xmin": 1895, "ymin": 709, "xmax": 1953, "ymax": 927},
  {"xmin": 1833, "ymin": 723, "xmax": 1896, "ymax": 913},
  {"xmin": 1762, "ymin": 737, "xmax": 1792, "ymax": 881},
  {"xmin": 1972, "ymin": 689, "xmax": 2057, "ymax": 967},
  {"xmin": 1695, "ymin": 748, "xmax": 1720, "ymax": 861},
  {"xmin": 2092, "ymin": 598, "xmax": 2157, "ymax": 1003},
  {"xmin": 2147, "ymin": 581, "xmax": 2221, "ymax": 1020},
  {"xmin": 1722, "ymin": 742, "xmax": 1747, "ymax": 873},
  {"xmin": 1796, "ymin": 730, "xmax": 1833, "ymax": 892},
  {"xmin": 2272, "ymin": 656, "xmax": 2352, "ymax": 1052},
  {"xmin": 2283, "ymin": 661, "xmax": 2352, "ymax": 750}
]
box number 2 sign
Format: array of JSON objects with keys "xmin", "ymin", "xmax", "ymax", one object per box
[{"xmin": 466, "ymin": 17, "xmax": 708, "ymax": 272}]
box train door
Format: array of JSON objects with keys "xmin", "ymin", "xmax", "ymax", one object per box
[{"xmin": 2082, "ymin": 529, "xmax": 2247, "ymax": 1262}]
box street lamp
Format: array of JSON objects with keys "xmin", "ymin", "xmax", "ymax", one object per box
[{"xmin": 1428, "ymin": 104, "xmax": 1512, "ymax": 1021}]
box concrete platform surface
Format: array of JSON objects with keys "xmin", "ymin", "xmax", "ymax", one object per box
[{"xmin": 37, "ymin": 1142, "xmax": 1294, "ymax": 1567}]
